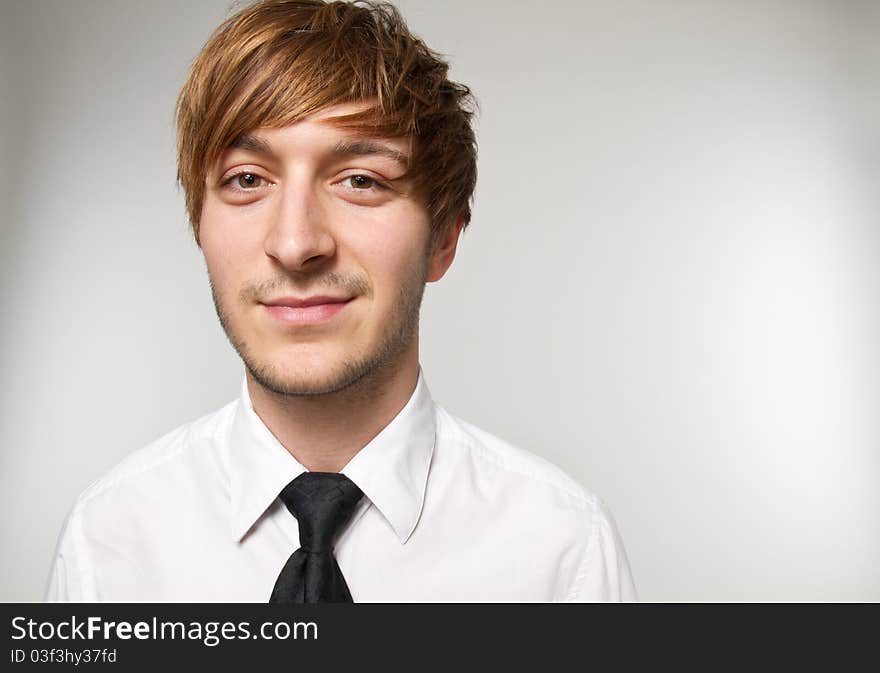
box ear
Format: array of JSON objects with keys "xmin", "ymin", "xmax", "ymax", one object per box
[{"xmin": 426, "ymin": 216, "xmax": 464, "ymax": 282}]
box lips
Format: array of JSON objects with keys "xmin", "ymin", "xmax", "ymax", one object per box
[
  {"xmin": 261, "ymin": 295, "xmax": 352, "ymax": 308},
  {"xmin": 260, "ymin": 295, "xmax": 354, "ymax": 326}
]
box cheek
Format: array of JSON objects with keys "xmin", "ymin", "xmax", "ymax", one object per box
[
  {"xmin": 199, "ymin": 201, "xmax": 262, "ymax": 290},
  {"xmin": 340, "ymin": 204, "xmax": 430, "ymax": 291}
]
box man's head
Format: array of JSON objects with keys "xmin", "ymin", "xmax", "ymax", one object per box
[{"xmin": 176, "ymin": 0, "xmax": 477, "ymax": 396}]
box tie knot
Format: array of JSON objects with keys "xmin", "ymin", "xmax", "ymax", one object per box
[{"xmin": 278, "ymin": 472, "xmax": 363, "ymax": 553}]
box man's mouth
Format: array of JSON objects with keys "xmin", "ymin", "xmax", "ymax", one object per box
[
  {"xmin": 259, "ymin": 296, "xmax": 354, "ymax": 326},
  {"xmin": 262, "ymin": 295, "xmax": 352, "ymax": 308}
]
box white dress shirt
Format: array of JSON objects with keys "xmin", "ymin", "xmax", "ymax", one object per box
[{"xmin": 45, "ymin": 368, "xmax": 637, "ymax": 602}]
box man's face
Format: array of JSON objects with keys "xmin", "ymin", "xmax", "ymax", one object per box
[{"xmin": 199, "ymin": 102, "xmax": 456, "ymax": 396}]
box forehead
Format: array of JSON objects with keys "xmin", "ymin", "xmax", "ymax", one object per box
[{"xmin": 226, "ymin": 101, "xmax": 411, "ymax": 162}]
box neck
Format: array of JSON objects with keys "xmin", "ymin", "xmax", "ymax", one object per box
[{"xmin": 246, "ymin": 344, "xmax": 420, "ymax": 473}]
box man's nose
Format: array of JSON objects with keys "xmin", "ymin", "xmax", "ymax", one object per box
[{"xmin": 262, "ymin": 182, "xmax": 336, "ymax": 271}]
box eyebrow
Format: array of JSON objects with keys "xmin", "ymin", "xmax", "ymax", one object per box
[
  {"xmin": 227, "ymin": 133, "xmax": 409, "ymax": 168},
  {"xmin": 331, "ymin": 139, "xmax": 409, "ymax": 167},
  {"xmin": 228, "ymin": 133, "xmax": 273, "ymax": 155}
]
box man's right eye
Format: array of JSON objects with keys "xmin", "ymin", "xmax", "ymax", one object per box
[{"xmin": 231, "ymin": 172, "xmax": 263, "ymax": 189}]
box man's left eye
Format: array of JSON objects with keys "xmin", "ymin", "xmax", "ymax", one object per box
[{"xmin": 348, "ymin": 175, "xmax": 376, "ymax": 189}]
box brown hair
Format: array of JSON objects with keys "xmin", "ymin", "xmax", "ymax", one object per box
[{"xmin": 176, "ymin": 0, "xmax": 477, "ymax": 249}]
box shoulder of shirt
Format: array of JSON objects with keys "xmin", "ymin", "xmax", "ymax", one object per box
[
  {"xmin": 70, "ymin": 399, "xmax": 238, "ymax": 509},
  {"xmin": 433, "ymin": 403, "xmax": 601, "ymax": 514}
]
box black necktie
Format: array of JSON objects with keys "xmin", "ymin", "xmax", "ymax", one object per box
[{"xmin": 269, "ymin": 472, "xmax": 363, "ymax": 603}]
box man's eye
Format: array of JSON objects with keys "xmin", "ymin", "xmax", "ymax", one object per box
[
  {"xmin": 348, "ymin": 175, "xmax": 376, "ymax": 190},
  {"xmin": 235, "ymin": 173, "xmax": 263, "ymax": 189}
]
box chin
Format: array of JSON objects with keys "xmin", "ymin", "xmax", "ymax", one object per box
[{"xmin": 244, "ymin": 354, "xmax": 373, "ymax": 397}]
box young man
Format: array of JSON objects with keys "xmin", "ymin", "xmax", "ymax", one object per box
[{"xmin": 45, "ymin": 0, "xmax": 636, "ymax": 602}]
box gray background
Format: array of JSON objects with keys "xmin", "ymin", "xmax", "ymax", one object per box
[{"xmin": 1, "ymin": 0, "xmax": 878, "ymax": 601}]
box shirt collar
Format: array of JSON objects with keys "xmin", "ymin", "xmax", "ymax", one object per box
[{"xmin": 226, "ymin": 367, "xmax": 436, "ymax": 544}]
